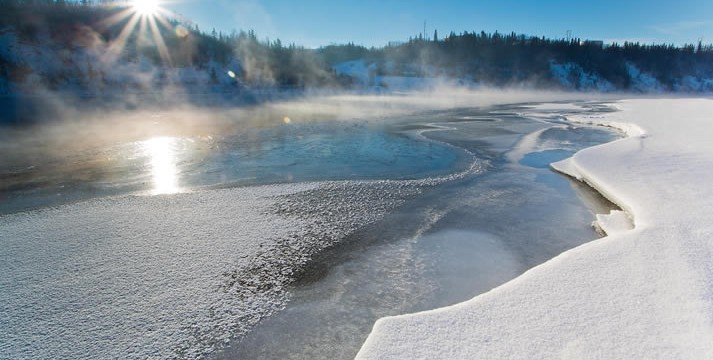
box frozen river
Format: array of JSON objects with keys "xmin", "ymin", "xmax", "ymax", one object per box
[
  {"xmin": 0, "ymin": 102, "xmax": 619, "ymax": 358},
  {"xmin": 218, "ymin": 104, "xmax": 619, "ymax": 359}
]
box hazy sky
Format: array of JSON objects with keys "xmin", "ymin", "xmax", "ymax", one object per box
[{"xmin": 163, "ymin": 0, "xmax": 713, "ymax": 48}]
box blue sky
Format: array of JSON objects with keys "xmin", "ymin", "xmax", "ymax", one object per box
[{"xmin": 164, "ymin": 0, "xmax": 713, "ymax": 48}]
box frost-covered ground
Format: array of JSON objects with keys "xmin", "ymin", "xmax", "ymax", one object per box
[
  {"xmin": 357, "ymin": 98, "xmax": 713, "ymax": 359},
  {"xmin": 333, "ymin": 59, "xmax": 713, "ymax": 93},
  {"xmin": 0, "ymin": 180, "xmax": 433, "ymax": 359},
  {"xmin": 0, "ymin": 185, "xmax": 311, "ymax": 359},
  {"xmin": 0, "ymin": 152, "xmax": 485, "ymax": 358}
]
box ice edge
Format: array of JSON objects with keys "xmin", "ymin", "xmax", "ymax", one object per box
[{"xmin": 357, "ymin": 99, "xmax": 710, "ymax": 359}]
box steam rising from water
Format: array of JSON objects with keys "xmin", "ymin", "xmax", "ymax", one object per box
[{"xmin": 0, "ymin": 88, "xmax": 615, "ymax": 185}]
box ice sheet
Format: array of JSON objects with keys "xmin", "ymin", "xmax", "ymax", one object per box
[
  {"xmin": 522, "ymin": 103, "xmax": 586, "ymax": 111},
  {"xmin": 0, "ymin": 148, "xmax": 487, "ymax": 358},
  {"xmin": 0, "ymin": 179, "xmax": 423, "ymax": 358},
  {"xmin": 0, "ymin": 185, "xmax": 314, "ymax": 358},
  {"xmin": 357, "ymin": 99, "xmax": 713, "ymax": 359}
]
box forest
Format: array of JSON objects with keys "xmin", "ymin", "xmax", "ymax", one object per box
[{"xmin": 2, "ymin": 0, "xmax": 713, "ymax": 91}]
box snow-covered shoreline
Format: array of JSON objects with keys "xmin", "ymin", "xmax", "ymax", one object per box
[
  {"xmin": 357, "ymin": 98, "xmax": 713, "ymax": 359},
  {"xmin": 0, "ymin": 152, "xmax": 489, "ymax": 359},
  {"xmin": 0, "ymin": 180, "xmax": 428, "ymax": 359}
]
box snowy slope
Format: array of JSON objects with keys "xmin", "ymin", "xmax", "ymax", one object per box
[
  {"xmin": 549, "ymin": 62, "xmax": 616, "ymax": 92},
  {"xmin": 626, "ymin": 63, "xmax": 665, "ymax": 93},
  {"xmin": 357, "ymin": 99, "xmax": 713, "ymax": 359},
  {"xmin": 0, "ymin": 177, "xmax": 442, "ymax": 359},
  {"xmin": 332, "ymin": 60, "xmax": 476, "ymax": 91},
  {"xmin": 0, "ymin": 29, "xmax": 242, "ymax": 98},
  {"xmin": 333, "ymin": 60, "xmax": 374, "ymax": 86},
  {"xmin": 0, "ymin": 185, "xmax": 314, "ymax": 359},
  {"xmin": 0, "ymin": 147, "xmax": 490, "ymax": 360}
]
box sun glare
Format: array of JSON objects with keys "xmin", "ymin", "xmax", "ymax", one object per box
[
  {"xmin": 142, "ymin": 137, "xmax": 181, "ymax": 195},
  {"xmin": 131, "ymin": 0, "xmax": 160, "ymax": 16},
  {"xmin": 101, "ymin": 0, "xmax": 173, "ymax": 64}
]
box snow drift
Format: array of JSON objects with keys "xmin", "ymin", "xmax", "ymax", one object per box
[{"xmin": 357, "ymin": 98, "xmax": 713, "ymax": 359}]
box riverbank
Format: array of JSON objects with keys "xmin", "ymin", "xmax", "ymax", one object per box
[
  {"xmin": 0, "ymin": 101, "xmax": 619, "ymax": 359},
  {"xmin": 357, "ymin": 98, "xmax": 713, "ymax": 359},
  {"xmin": 218, "ymin": 104, "xmax": 620, "ymax": 359}
]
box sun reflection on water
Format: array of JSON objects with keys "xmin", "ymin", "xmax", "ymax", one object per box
[{"xmin": 142, "ymin": 136, "xmax": 180, "ymax": 195}]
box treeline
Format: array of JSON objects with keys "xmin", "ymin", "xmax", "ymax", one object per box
[
  {"xmin": 307, "ymin": 32, "xmax": 713, "ymax": 90},
  {"xmin": 2, "ymin": 0, "xmax": 713, "ymax": 91},
  {"xmin": 324, "ymin": 31, "xmax": 713, "ymax": 89},
  {"xmin": 0, "ymin": 0, "xmax": 239, "ymax": 67},
  {"xmin": 0, "ymin": 0, "xmax": 341, "ymax": 88}
]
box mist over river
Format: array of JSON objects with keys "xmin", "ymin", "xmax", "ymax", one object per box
[{"xmin": 0, "ymin": 99, "xmax": 619, "ymax": 358}]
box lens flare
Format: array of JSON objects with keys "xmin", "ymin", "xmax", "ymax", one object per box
[{"xmin": 175, "ymin": 25, "xmax": 190, "ymax": 39}]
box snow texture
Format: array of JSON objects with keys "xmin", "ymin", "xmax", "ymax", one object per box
[
  {"xmin": 676, "ymin": 76, "xmax": 713, "ymax": 93},
  {"xmin": 523, "ymin": 102, "xmax": 586, "ymax": 112},
  {"xmin": 333, "ymin": 60, "xmax": 374, "ymax": 87},
  {"xmin": 626, "ymin": 63, "xmax": 665, "ymax": 93},
  {"xmin": 593, "ymin": 210, "xmax": 633, "ymax": 236},
  {"xmin": 332, "ymin": 60, "xmax": 475, "ymax": 92},
  {"xmin": 357, "ymin": 99, "xmax": 713, "ymax": 359},
  {"xmin": 0, "ymin": 152, "xmax": 486, "ymax": 358},
  {"xmin": 549, "ymin": 62, "xmax": 616, "ymax": 92},
  {"xmin": 0, "ymin": 29, "xmax": 242, "ymax": 98},
  {"xmin": 0, "ymin": 185, "xmax": 312, "ymax": 359}
]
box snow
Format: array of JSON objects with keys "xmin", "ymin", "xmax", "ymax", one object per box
[
  {"xmin": 0, "ymin": 29, "xmax": 243, "ymax": 99},
  {"xmin": 357, "ymin": 98, "xmax": 713, "ymax": 359},
  {"xmin": 333, "ymin": 60, "xmax": 374, "ymax": 86},
  {"xmin": 332, "ymin": 60, "xmax": 476, "ymax": 91},
  {"xmin": 674, "ymin": 76, "xmax": 713, "ymax": 93},
  {"xmin": 0, "ymin": 180, "xmax": 420, "ymax": 358},
  {"xmin": 626, "ymin": 63, "xmax": 665, "ymax": 93},
  {"xmin": 593, "ymin": 210, "xmax": 633, "ymax": 236},
  {"xmin": 0, "ymin": 142, "xmax": 487, "ymax": 359},
  {"xmin": 523, "ymin": 102, "xmax": 586, "ymax": 111},
  {"xmin": 549, "ymin": 62, "xmax": 616, "ymax": 92},
  {"xmin": 0, "ymin": 185, "xmax": 313, "ymax": 359}
]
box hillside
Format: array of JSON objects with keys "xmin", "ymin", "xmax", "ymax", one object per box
[
  {"xmin": 328, "ymin": 33, "xmax": 713, "ymax": 92},
  {"xmin": 2, "ymin": 1, "xmax": 713, "ymax": 123}
]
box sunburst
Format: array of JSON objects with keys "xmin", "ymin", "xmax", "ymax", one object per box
[
  {"xmin": 131, "ymin": 0, "xmax": 160, "ymax": 16},
  {"xmin": 99, "ymin": 0, "xmax": 175, "ymax": 65}
]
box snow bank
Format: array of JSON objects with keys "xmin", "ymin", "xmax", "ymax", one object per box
[
  {"xmin": 332, "ymin": 60, "xmax": 476, "ymax": 92},
  {"xmin": 0, "ymin": 28, "xmax": 243, "ymax": 100},
  {"xmin": 0, "ymin": 144, "xmax": 487, "ymax": 359},
  {"xmin": 550, "ymin": 62, "xmax": 616, "ymax": 92},
  {"xmin": 357, "ymin": 98, "xmax": 713, "ymax": 359},
  {"xmin": 333, "ymin": 60, "xmax": 374, "ymax": 86},
  {"xmin": 0, "ymin": 185, "xmax": 313, "ymax": 359},
  {"xmin": 0, "ymin": 177, "xmax": 433, "ymax": 359},
  {"xmin": 626, "ymin": 64, "xmax": 665, "ymax": 93}
]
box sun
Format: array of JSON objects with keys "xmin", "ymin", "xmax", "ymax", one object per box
[
  {"xmin": 100, "ymin": 0, "xmax": 174, "ymax": 64},
  {"xmin": 131, "ymin": 0, "xmax": 161, "ymax": 16}
]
